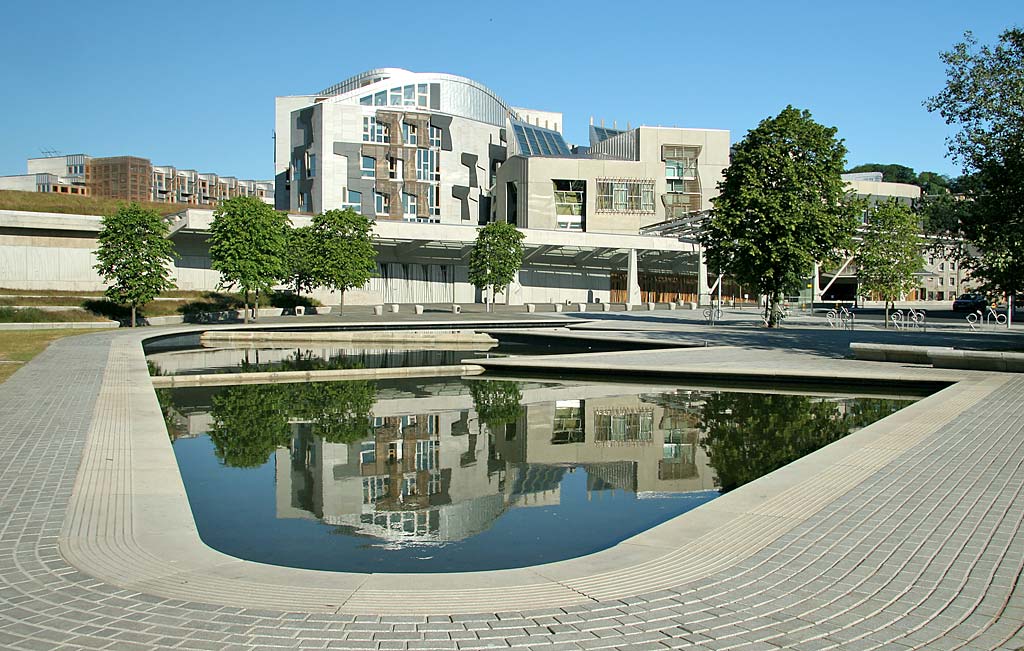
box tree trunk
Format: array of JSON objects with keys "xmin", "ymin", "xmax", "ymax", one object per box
[
  {"xmin": 243, "ymin": 290, "xmax": 250, "ymax": 324},
  {"xmin": 767, "ymin": 292, "xmax": 780, "ymax": 328},
  {"xmin": 884, "ymin": 299, "xmax": 890, "ymax": 329},
  {"xmin": 254, "ymin": 292, "xmax": 259, "ymax": 322},
  {"xmin": 340, "ymin": 290, "xmax": 345, "ymax": 316},
  {"xmin": 131, "ymin": 304, "xmax": 136, "ymax": 328}
]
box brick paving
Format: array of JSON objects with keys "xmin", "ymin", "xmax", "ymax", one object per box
[{"xmin": 0, "ymin": 322, "xmax": 1022, "ymax": 650}]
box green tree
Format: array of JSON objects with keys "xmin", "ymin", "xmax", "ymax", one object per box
[
  {"xmin": 208, "ymin": 383, "xmax": 293, "ymax": 468},
  {"xmin": 855, "ymin": 198, "xmax": 925, "ymax": 326},
  {"xmin": 700, "ymin": 106, "xmax": 857, "ymax": 326},
  {"xmin": 924, "ymin": 28, "xmax": 1024, "ymax": 297},
  {"xmin": 283, "ymin": 225, "xmax": 318, "ymax": 298},
  {"xmin": 698, "ymin": 393, "xmax": 852, "ymax": 492},
  {"xmin": 468, "ymin": 379, "xmax": 523, "ymax": 433},
  {"xmin": 846, "ymin": 163, "xmax": 918, "ymax": 185},
  {"xmin": 468, "ymin": 222, "xmax": 525, "ymax": 311},
  {"xmin": 309, "ymin": 208, "xmax": 376, "ymax": 315},
  {"xmin": 93, "ymin": 203, "xmax": 177, "ymax": 327},
  {"xmin": 208, "ymin": 196, "xmax": 289, "ymax": 323}
]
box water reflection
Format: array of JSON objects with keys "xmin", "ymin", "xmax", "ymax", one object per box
[{"xmin": 163, "ymin": 378, "xmax": 911, "ymax": 570}]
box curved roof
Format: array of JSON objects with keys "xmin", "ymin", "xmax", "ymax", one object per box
[{"xmin": 317, "ymin": 69, "xmax": 520, "ymax": 127}]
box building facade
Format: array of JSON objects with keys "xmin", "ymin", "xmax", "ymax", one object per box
[{"xmin": 0, "ymin": 153, "xmax": 273, "ymax": 206}]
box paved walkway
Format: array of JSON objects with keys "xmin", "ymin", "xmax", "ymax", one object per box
[{"xmin": 0, "ymin": 318, "xmax": 1022, "ymax": 650}]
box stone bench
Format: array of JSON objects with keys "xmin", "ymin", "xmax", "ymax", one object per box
[
  {"xmin": 373, "ymin": 305, "xmax": 383, "ymax": 316},
  {"xmin": 849, "ymin": 343, "xmax": 952, "ymax": 365},
  {"xmin": 929, "ymin": 349, "xmax": 1024, "ymax": 372}
]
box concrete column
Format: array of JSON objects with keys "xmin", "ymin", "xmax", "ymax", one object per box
[
  {"xmin": 627, "ymin": 249, "xmax": 642, "ymax": 306},
  {"xmin": 697, "ymin": 247, "xmax": 712, "ymax": 306},
  {"xmin": 505, "ymin": 269, "xmax": 524, "ymax": 306}
]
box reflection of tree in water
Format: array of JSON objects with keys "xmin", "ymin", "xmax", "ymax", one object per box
[
  {"xmin": 468, "ymin": 380, "xmax": 523, "ymax": 432},
  {"xmin": 238, "ymin": 347, "xmax": 365, "ymax": 374},
  {"xmin": 698, "ymin": 394, "xmax": 908, "ymax": 493},
  {"xmin": 207, "ymin": 379, "xmax": 377, "ymax": 467}
]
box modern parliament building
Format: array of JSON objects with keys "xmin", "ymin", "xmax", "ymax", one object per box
[{"xmin": 272, "ymin": 68, "xmax": 731, "ymax": 306}]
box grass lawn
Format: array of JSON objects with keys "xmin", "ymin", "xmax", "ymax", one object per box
[
  {"xmin": 0, "ymin": 329, "xmax": 110, "ymax": 384},
  {"xmin": 0, "ymin": 189, "xmax": 188, "ymax": 217}
]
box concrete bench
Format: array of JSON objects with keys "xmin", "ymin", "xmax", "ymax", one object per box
[
  {"xmin": 294, "ymin": 306, "xmax": 305, "ymax": 316},
  {"xmin": 601, "ymin": 303, "xmax": 611, "ymax": 312},
  {"xmin": 372, "ymin": 305, "xmax": 384, "ymax": 316},
  {"xmin": 577, "ymin": 303, "xmax": 587, "ymax": 312},
  {"xmin": 390, "ymin": 304, "xmax": 400, "ymax": 313},
  {"xmin": 929, "ymin": 349, "xmax": 1024, "ymax": 372},
  {"xmin": 525, "ymin": 303, "xmax": 536, "ymax": 313},
  {"xmin": 850, "ymin": 343, "xmax": 951, "ymax": 365},
  {"xmin": 414, "ymin": 304, "xmax": 424, "ymax": 315},
  {"xmin": 451, "ymin": 304, "xmax": 461, "ymax": 314},
  {"xmin": 647, "ymin": 302, "xmax": 656, "ymax": 311},
  {"xmin": 553, "ymin": 304, "xmax": 563, "ymax": 312}
]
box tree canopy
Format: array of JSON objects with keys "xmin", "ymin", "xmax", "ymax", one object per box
[
  {"xmin": 700, "ymin": 106, "xmax": 857, "ymax": 326},
  {"xmin": 468, "ymin": 221, "xmax": 525, "ymax": 309},
  {"xmin": 845, "ymin": 163, "xmax": 953, "ymax": 195},
  {"xmin": 208, "ymin": 196, "xmax": 289, "ymax": 322},
  {"xmin": 924, "ymin": 28, "xmax": 1024, "ymax": 297},
  {"xmin": 855, "ymin": 198, "xmax": 924, "ymax": 325},
  {"xmin": 283, "ymin": 225, "xmax": 318, "ymax": 297},
  {"xmin": 93, "ymin": 202, "xmax": 177, "ymax": 327},
  {"xmin": 309, "ymin": 208, "xmax": 376, "ymax": 313}
]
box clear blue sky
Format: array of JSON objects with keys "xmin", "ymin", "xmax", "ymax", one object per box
[{"xmin": 1, "ymin": 0, "xmax": 1018, "ymax": 181}]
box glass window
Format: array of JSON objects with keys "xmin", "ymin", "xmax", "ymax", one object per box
[
  {"xmin": 553, "ymin": 180, "xmax": 585, "ymax": 231},
  {"xmin": 403, "ymin": 192, "xmax": 417, "ymax": 217},
  {"xmin": 417, "ymin": 83, "xmax": 428, "ymax": 107},
  {"xmin": 404, "ymin": 85, "xmax": 415, "ymax": 105},
  {"xmin": 390, "ymin": 87, "xmax": 402, "ymax": 105},
  {"xmin": 359, "ymin": 95, "xmax": 372, "ymax": 106},
  {"xmin": 402, "ymin": 123, "xmax": 417, "ymax": 146},
  {"xmin": 345, "ymin": 189, "xmax": 362, "ymax": 209},
  {"xmin": 429, "ymin": 125, "xmax": 442, "ymax": 148},
  {"xmin": 374, "ymin": 91, "xmax": 386, "ymax": 106},
  {"xmin": 306, "ymin": 153, "xmax": 316, "ymax": 178},
  {"xmin": 596, "ymin": 180, "xmax": 656, "ymax": 213},
  {"xmin": 375, "ymin": 191, "xmax": 390, "ymax": 215},
  {"xmin": 416, "ymin": 148, "xmax": 439, "ymax": 182},
  {"xmin": 361, "ymin": 156, "xmax": 375, "ymax": 178},
  {"xmin": 362, "ymin": 116, "xmax": 390, "ymax": 143}
]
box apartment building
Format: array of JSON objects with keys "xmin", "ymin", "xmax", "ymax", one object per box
[{"xmin": 0, "ymin": 153, "xmax": 273, "ymax": 206}]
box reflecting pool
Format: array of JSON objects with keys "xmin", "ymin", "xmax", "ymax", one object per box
[{"xmin": 160, "ymin": 377, "xmax": 916, "ymax": 573}]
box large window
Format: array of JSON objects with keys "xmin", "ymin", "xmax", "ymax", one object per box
[
  {"xmin": 416, "ymin": 148, "xmax": 439, "ymax": 182},
  {"xmin": 552, "ymin": 180, "xmax": 585, "ymax": 230},
  {"xmin": 552, "ymin": 400, "xmax": 584, "ymax": 444},
  {"xmin": 594, "ymin": 409, "xmax": 654, "ymax": 443},
  {"xmin": 665, "ymin": 157, "xmax": 697, "ymax": 180},
  {"xmin": 402, "ymin": 122, "xmax": 418, "ymax": 146},
  {"xmin": 374, "ymin": 190, "xmax": 390, "ymax": 216},
  {"xmin": 596, "ymin": 180, "xmax": 656, "ymax": 213},
  {"xmin": 403, "ymin": 192, "xmax": 417, "ymax": 218},
  {"xmin": 360, "ymin": 156, "xmax": 375, "ymax": 179},
  {"xmin": 362, "ymin": 116, "xmax": 390, "ymax": 143},
  {"xmin": 429, "ymin": 125, "xmax": 442, "ymax": 148},
  {"xmin": 343, "ymin": 189, "xmax": 362, "ymax": 211}
]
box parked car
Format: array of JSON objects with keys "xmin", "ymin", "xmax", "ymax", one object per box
[{"xmin": 952, "ymin": 293, "xmax": 988, "ymax": 312}]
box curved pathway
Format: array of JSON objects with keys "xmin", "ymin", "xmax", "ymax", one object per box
[{"xmin": 0, "ymin": 324, "xmax": 1021, "ymax": 650}]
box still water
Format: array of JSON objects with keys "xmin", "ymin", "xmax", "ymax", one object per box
[{"xmin": 161, "ymin": 377, "xmax": 915, "ymax": 573}]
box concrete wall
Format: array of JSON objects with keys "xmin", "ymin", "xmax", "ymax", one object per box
[
  {"xmin": 0, "ymin": 176, "xmax": 39, "ymax": 192},
  {"xmin": 495, "ymin": 126, "xmax": 729, "ymax": 235}
]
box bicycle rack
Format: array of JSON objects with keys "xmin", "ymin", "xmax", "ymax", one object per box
[{"xmin": 826, "ymin": 306, "xmax": 855, "ymax": 330}]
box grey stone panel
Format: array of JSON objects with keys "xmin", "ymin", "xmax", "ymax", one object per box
[
  {"xmin": 333, "ymin": 141, "xmax": 375, "ymax": 216},
  {"xmin": 461, "ymin": 153, "xmax": 478, "ymax": 188},
  {"xmin": 430, "ymin": 83, "xmax": 441, "ymax": 110},
  {"xmin": 488, "ymin": 144, "xmax": 507, "ymax": 163},
  {"xmin": 452, "ymin": 185, "xmax": 471, "ymax": 221},
  {"xmin": 478, "ymin": 195, "xmax": 492, "ymax": 225},
  {"xmin": 274, "ymin": 170, "xmax": 289, "ymax": 211},
  {"xmin": 429, "ymin": 115, "xmax": 454, "ymax": 151}
]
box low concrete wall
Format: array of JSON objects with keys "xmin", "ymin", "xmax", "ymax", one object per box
[
  {"xmin": 850, "ymin": 343, "xmax": 953, "ymax": 365},
  {"xmin": 929, "ymin": 350, "xmax": 1024, "ymax": 373},
  {"xmin": 150, "ymin": 363, "xmax": 486, "ymax": 388},
  {"xmin": 0, "ymin": 321, "xmax": 119, "ymax": 330},
  {"xmin": 199, "ymin": 330, "xmax": 498, "ymax": 346}
]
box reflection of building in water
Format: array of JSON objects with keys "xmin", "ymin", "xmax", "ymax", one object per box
[
  {"xmin": 522, "ymin": 392, "xmax": 716, "ymax": 495},
  {"xmin": 264, "ymin": 386, "xmax": 719, "ymax": 543}
]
